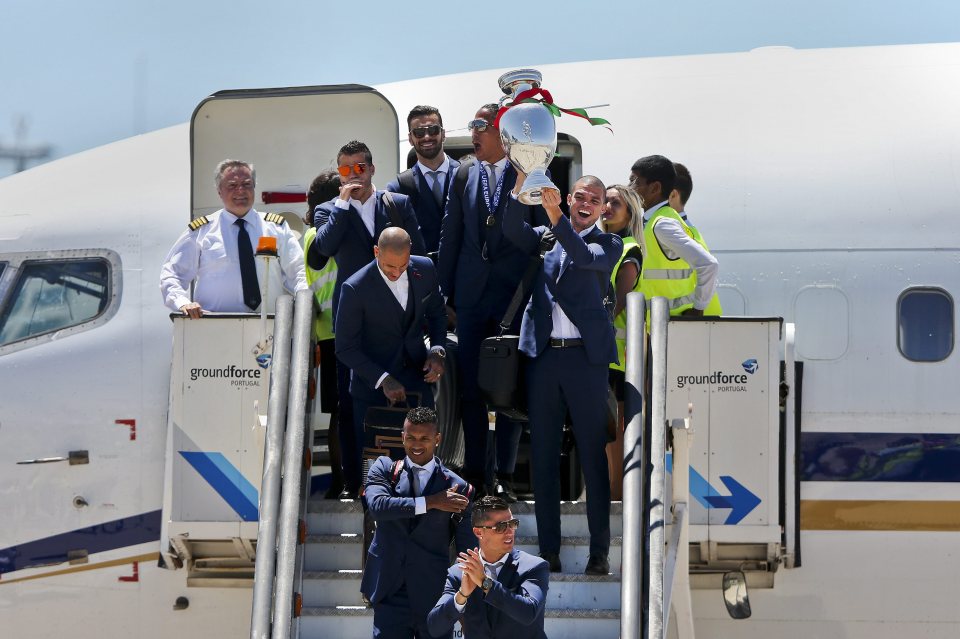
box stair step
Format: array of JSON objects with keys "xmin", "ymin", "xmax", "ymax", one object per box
[
  {"xmin": 298, "ymin": 607, "xmax": 620, "ymax": 638},
  {"xmin": 301, "ymin": 571, "xmax": 621, "ymax": 608},
  {"xmin": 304, "ymin": 499, "xmax": 624, "ymax": 536}
]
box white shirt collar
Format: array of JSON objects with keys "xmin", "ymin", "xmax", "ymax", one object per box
[
  {"xmin": 416, "ymin": 155, "xmax": 451, "ymax": 177},
  {"xmin": 479, "ymin": 549, "xmax": 510, "ymax": 569},
  {"xmin": 405, "ymin": 456, "xmax": 436, "ymax": 473},
  {"xmin": 643, "ymin": 200, "xmax": 669, "ymax": 223},
  {"xmin": 347, "ymin": 185, "xmax": 379, "ymax": 210},
  {"xmin": 377, "ymin": 262, "xmax": 409, "ymax": 290},
  {"xmin": 578, "ymin": 222, "xmax": 598, "ymax": 237}
]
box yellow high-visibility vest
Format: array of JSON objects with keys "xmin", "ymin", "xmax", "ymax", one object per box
[
  {"xmin": 610, "ymin": 236, "xmax": 640, "ymax": 373},
  {"xmin": 303, "ymin": 227, "xmax": 337, "ymax": 341},
  {"xmin": 640, "ymin": 206, "xmax": 722, "ymax": 317}
]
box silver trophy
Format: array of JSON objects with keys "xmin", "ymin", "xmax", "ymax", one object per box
[{"xmin": 497, "ymin": 69, "xmax": 558, "ymax": 205}]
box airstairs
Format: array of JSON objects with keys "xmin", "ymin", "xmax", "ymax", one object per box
[{"xmin": 159, "ymin": 289, "xmax": 800, "ymax": 639}]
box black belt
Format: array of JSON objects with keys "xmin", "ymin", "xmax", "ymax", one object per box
[{"xmin": 549, "ymin": 338, "xmax": 583, "ymax": 348}]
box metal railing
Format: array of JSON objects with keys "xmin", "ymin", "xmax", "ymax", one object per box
[
  {"xmin": 645, "ymin": 296, "xmax": 669, "ymax": 639},
  {"xmin": 272, "ymin": 289, "xmax": 316, "ymax": 639},
  {"xmin": 249, "ymin": 289, "xmax": 315, "ymax": 639},
  {"xmin": 251, "ymin": 295, "xmax": 296, "ymax": 639},
  {"xmin": 620, "ymin": 292, "xmax": 646, "ymax": 639}
]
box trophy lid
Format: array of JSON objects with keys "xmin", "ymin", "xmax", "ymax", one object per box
[{"xmin": 498, "ymin": 69, "xmax": 542, "ymax": 94}]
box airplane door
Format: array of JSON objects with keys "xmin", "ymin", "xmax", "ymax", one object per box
[{"xmin": 191, "ymin": 84, "xmax": 401, "ymax": 222}]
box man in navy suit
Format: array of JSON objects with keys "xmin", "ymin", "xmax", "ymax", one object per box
[
  {"xmin": 335, "ymin": 228, "xmax": 447, "ymax": 493},
  {"xmin": 386, "ymin": 105, "xmax": 460, "ymax": 254},
  {"xmin": 502, "ymin": 176, "xmax": 623, "ymax": 576},
  {"xmin": 362, "ymin": 406, "xmax": 476, "ymax": 639},
  {"xmin": 437, "ymin": 104, "xmax": 550, "ymax": 498},
  {"xmin": 311, "ymin": 140, "xmax": 426, "ymax": 497},
  {"xmin": 427, "ymin": 496, "xmax": 549, "ymax": 638}
]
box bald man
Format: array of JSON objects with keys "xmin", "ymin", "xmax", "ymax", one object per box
[{"xmin": 335, "ymin": 227, "xmax": 448, "ymax": 490}]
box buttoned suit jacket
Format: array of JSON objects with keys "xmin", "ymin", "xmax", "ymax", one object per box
[
  {"xmin": 501, "ymin": 211, "xmax": 622, "ymax": 366},
  {"xmin": 361, "ymin": 455, "xmax": 477, "ymax": 620},
  {"xmin": 334, "ymin": 255, "xmax": 446, "ymax": 403},
  {"xmin": 310, "ymin": 190, "xmax": 426, "ymax": 327},
  {"xmin": 385, "ymin": 157, "xmax": 460, "ymax": 254},
  {"xmin": 427, "ymin": 548, "xmax": 549, "ymax": 639},
  {"xmin": 437, "ymin": 162, "xmax": 549, "ymax": 314}
]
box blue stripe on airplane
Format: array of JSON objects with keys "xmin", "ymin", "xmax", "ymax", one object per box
[
  {"xmin": 179, "ymin": 451, "xmax": 259, "ymax": 521},
  {"xmin": 0, "ymin": 510, "xmax": 162, "ymax": 575},
  {"xmin": 665, "ymin": 453, "xmax": 762, "ymax": 525}
]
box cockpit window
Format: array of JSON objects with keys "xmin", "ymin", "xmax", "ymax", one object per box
[
  {"xmin": 898, "ymin": 288, "xmax": 953, "ymax": 362},
  {"xmin": 0, "ymin": 259, "xmax": 110, "ymax": 346}
]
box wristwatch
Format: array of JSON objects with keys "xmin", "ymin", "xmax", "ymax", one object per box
[
  {"xmin": 481, "ymin": 577, "xmax": 493, "ymax": 593},
  {"xmin": 430, "ymin": 345, "xmax": 446, "ymax": 359}
]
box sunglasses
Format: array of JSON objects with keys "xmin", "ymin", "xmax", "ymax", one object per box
[
  {"xmin": 475, "ymin": 518, "xmax": 520, "ymax": 533},
  {"xmin": 411, "ymin": 125, "xmax": 442, "ymax": 139},
  {"xmin": 467, "ymin": 118, "xmax": 493, "ymax": 133},
  {"xmin": 337, "ymin": 163, "xmax": 368, "ymax": 177}
]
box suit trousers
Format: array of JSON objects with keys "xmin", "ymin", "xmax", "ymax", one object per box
[
  {"xmin": 527, "ymin": 345, "xmax": 611, "ymax": 556},
  {"xmin": 336, "ymin": 360, "xmax": 360, "ymax": 490},
  {"xmin": 456, "ymin": 305, "xmax": 523, "ymax": 480},
  {"xmin": 373, "ymin": 584, "xmax": 448, "ymax": 639}
]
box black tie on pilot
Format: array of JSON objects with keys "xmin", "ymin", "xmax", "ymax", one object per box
[{"xmin": 236, "ymin": 218, "xmax": 261, "ymax": 310}]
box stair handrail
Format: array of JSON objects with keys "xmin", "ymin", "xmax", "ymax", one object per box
[
  {"xmin": 645, "ymin": 296, "xmax": 669, "ymax": 639},
  {"xmin": 271, "ymin": 289, "xmax": 316, "ymax": 639},
  {"xmin": 250, "ymin": 295, "xmax": 296, "ymax": 639},
  {"xmin": 621, "ymin": 292, "xmax": 646, "ymax": 639}
]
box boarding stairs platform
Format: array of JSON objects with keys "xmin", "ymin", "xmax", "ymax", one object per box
[
  {"xmin": 298, "ymin": 499, "xmax": 622, "ymax": 638},
  {"xmin": 156, "ymin": 289, "xmax": 800, "ymax": 639}
]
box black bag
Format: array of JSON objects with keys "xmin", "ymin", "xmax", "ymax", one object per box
[{"xmin": 477, "ymin": 232, "xmax": 555, "ymax": 420}]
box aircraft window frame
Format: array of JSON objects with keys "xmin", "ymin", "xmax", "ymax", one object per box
[
  {"xmin": 0, "ymin": 250, "xmax": 122, "ymax": 356},
  {"xmin": 897, "ymin": 287, "xmax": 954, "ymax": 363}
]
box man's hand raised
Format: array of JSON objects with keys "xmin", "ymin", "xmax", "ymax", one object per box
[{"xmin": 425, "ymin": 489, "xmax": 468, "ymax": 513}]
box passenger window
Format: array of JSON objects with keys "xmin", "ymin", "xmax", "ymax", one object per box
[
  {"xmin": 0, "ymin": 259, "xmax": 110, "ymax": 345},
  {"xmin": 898, "ymin": 288, "xmax": 953, "ymax": 362}
]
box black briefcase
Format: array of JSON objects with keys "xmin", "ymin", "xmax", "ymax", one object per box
[{"xmin": 478, "ymin": 335, "xmax": 528, "ymax": 421}]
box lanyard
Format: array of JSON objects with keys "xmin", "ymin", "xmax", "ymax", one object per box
[{"xmin": 478, "ymin": 160, "xmax": 510, "ymax": 215}]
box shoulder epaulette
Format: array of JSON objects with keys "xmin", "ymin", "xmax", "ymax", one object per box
[
  {"xmin": 188, "ymin": 216, "xmax": 210, "ymax": 231},
  {"xmin": 264, "ymin": 212, "xmax": 286, "ymax": 225}
]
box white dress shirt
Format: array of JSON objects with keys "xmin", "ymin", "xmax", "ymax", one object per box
[
  {"xmin": 334, "ymin": 185, "xmax": 379, "ymax": 237},
  {"xmin": 407, "ymin": 456, "xmax": 437, "ymax": 515},
  {"xmin": 642, "ymin": 200, "xmax": 719, "ymax": 310},
  {"xmin": 374, "ymin": 265, "xmax": 411, "ymax": 390},
  {"xmin": 160, "ymin": 209, "xmax": 307, "ymax": 313},
  {"xmin": 454, "ymin": 550, "xmax": 509, "ymax": 611},
  {"xmin": 550, "ymin": 223, "xmax": 598, "ymax": 339},
  {"xmin": 483, "ymin": 157, "xmax": 508, "ymax": 186},
  {"xmin": 417, "ymin": 155, "xmax": 451, "ymax": 191}
]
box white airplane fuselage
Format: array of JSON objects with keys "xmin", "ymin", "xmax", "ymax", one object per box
[{"xmin": 1, "ymin": 42, "xmax": 959, "ymax": 638}]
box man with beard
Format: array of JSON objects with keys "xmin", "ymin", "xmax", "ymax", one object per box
[
  {"xmin": 386, "ymin": 105, "xmax": 460, "ymax": 254},
  {"xmin": 362, "ymin": 407, "xmax": 476, "ymax": 639},
  {"xmin": 160, "ymin": 159, "xmax": 306, "ymax": 317},
  {"xmin": 501, "ymin": 176, "xmax": 622, "ymax": 575}
]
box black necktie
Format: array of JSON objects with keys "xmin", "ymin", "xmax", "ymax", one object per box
[
  {"xmin": 236, "ymin": 218, "xmax": 261, "ymax": 310},
  {"xmin": 427, "ymin": 170, "xmax": 444, "ymax": 207}
]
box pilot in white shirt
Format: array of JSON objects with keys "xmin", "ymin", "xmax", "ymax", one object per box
[{"xmin": 160, "ymin": 160, "xmax": 307, "ymax": 316}]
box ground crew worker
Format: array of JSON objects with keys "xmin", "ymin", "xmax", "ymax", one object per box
[{"xmin": 630, "ymin": 155, "xmax": 721, "ymax": 317}]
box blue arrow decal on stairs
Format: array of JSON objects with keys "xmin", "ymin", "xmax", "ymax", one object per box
[{"xmin": 666, "ymin": 453, "xmax": 761, "ymax": 524}]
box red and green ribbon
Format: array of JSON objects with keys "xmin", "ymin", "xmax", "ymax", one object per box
[{"xmin": 494, "ymin": 87, "xmax": 612, "ymax": 132}]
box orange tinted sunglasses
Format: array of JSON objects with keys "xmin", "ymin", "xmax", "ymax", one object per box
[{"xmin": 337, "ymin": 163, "xmax": 368, "ymax": 177}]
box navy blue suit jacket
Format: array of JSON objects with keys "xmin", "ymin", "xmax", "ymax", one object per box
[
  {"xmin": 427, "ymin": 548, "xmax": 549, "ymax": 639},
  {"xmin": 437, "ymin": 162, "xmax": 549, "ymax": 313},
  {"xmin": 502, "ymin": 211, "xmax": 622, "ymax": 366},
  {"xmin": 385, "ymin": 157, "xmax": 460, "ymax": 254},
  {"xmin": 311, "ymin": 190, "xmax": 426, "ymax": 326},
  {"xmin": 334, "ymin": 256, "xmax": 446, "ymax": 403},
  {"xmin": 361, "ymin": 455, "xmax": 477, "ymax": 619}
]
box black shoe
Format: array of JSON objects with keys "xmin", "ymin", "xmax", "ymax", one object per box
[
  {"xmin": 540, "ymin": 552, "xmax": 562, "ymax": 573},
  {"xmin": 495, "ymin": 474, "xmax": 518, "ymax": 504},
  {"xmin": 584, "ymin": 553, "xmax": 609, "ymax": 576},
  {"xmin": 338, "ymin": 487, "xmax": 359, "ymax": 500},
  {"xmin": 324, "ymin": 482, "xmax": 345, "ymax": 500}
]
